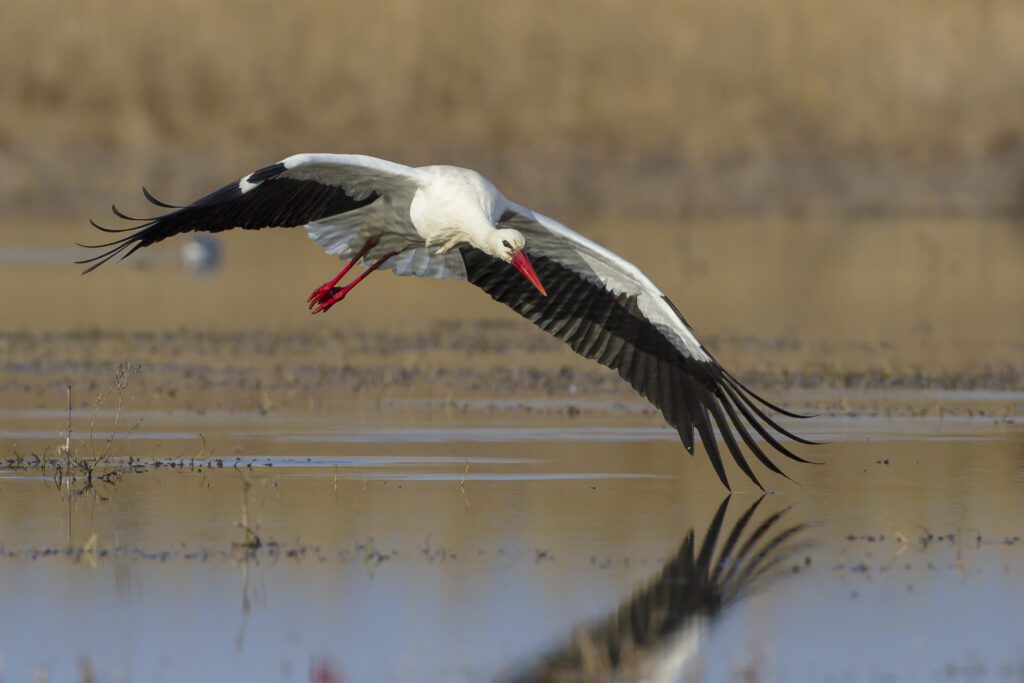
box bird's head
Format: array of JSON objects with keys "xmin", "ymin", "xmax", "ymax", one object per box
[{"xmin": 487, "ymin": 228, "xmax": 547, "ymax": 296}]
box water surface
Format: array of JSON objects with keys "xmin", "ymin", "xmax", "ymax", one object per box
[{"xmin": 0, "ymin": 394, "xmax": 1022, "ymax": 682}]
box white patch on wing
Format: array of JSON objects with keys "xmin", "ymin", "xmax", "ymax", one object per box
[
  {"xmin": 639, "ymin": 295, "xmax": 709, "ymax": 360},
  {"xmin": 306, "ymin": 213, "xmax": 465, "ymax": 281},
  {"xmin": 279, "ymin": 153, "xmax": 426, "ymax": 201},
  {"xmin": 506, "ymin": 208, "xmax": 642, "ymax": 297},
  {"xmin": 238, "ymin": 174, "xmax": 259, "ymax": 194},
  {"xmin": 646, "ymin": 619, "xmax": 707, "ymax": 682},
  {"xmin": 382, "ymin": 246, "xmax": 466, "ymax": 280},
  {"xmin": 306, "ymin": 211, "xmax": 372, "ymax": 257},
  {"xmin": 504, "ymin": 202, "xmax": 710, "ymax": 360}
]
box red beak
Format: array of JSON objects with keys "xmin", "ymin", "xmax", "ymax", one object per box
[{"xmin": 511, "ymin": 251, "xmax": 547, "ymax": 296}]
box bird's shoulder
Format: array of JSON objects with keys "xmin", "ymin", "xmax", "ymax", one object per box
[
  {"xmin": 410, "ymin": 165, "xmax": 507, "ymax": 223},
  {"xmin": 417, "ymin": 165, "xmax": 501, "ymax": 195}
]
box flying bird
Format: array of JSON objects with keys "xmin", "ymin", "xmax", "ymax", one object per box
[{"xmin": 79, "ymin": 153, "xmax": 815, "ymax": 489}]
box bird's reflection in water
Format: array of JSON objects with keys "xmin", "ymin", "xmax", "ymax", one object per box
[{"xmin": 501, "ymin": 496, "xmax": 811, "ymax": 683}]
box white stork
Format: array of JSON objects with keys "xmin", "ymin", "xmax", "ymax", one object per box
[{"xmin": 79, "ymin": 153, "xmax": 814, "ymax": 490}]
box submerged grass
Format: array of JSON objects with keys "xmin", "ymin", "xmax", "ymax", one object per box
[
  {"xmin": 233, "ymin": 474, "xmax": 262, "ymax": 554},
  {"xmin": 3, "ymin": 360, "xmax": 144, "ymax": 488}
]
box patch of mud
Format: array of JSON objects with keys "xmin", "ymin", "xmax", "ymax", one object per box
[{"xmin": 1, "ymin": 330, "xmax": 1022, "ymax": 423}]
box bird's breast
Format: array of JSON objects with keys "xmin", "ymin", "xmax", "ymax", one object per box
[{"xmin": 409, "ymin": 173, "xmax": 498, "ymax": 246}]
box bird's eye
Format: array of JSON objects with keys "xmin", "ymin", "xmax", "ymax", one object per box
[{"xmin": 501, "ymin": 240, "xmax": 512, "ymax": 249}]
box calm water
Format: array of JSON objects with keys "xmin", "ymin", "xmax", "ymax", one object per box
[
  {"xmin": 2, "ymin": 216, "xmax": 1023, "ymax": 680},
  {"xmin": 0, "ymin": 397, "xmax": 1022, "ymax": 682}
]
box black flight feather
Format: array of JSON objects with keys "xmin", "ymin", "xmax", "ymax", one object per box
[
  {"xmin": 79, "ymin": 163, "xmax": 379, "ymax": 273},
  {"xmin": 460, "ymin": 247, "xmax": 814, "ymax": 490}
]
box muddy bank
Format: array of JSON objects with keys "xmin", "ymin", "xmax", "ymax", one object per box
[{"xmin": 3, "ymin": 326, "xmax": 1022, "ymax": 395}]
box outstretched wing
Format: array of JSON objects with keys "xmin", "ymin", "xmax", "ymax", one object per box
[
  {"xmin": 502, "ymin": 497, "xmax": 810, "ymax": 682},
  {"xmin": 78, "ymin": 154, "xmax": 426, "ymax": 273},
  {"xmin": 462, "ymin": 203, "xmax": 816, "ymax": 491}
]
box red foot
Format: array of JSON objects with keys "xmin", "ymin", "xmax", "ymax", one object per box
[
  {"xmin": 306, "ymin": 248, "xmax": 398, "ymax": 316},
  {"xmin": 307, "ymin": 282, "xmax": 335, "ymax": 306},
  {"xmin": 310, "ymin": 287, "xmax": 347, "ymax": 314},
  {"xmin": 306, "ymin": 236, "xmax": 381, "ymax": 307}
]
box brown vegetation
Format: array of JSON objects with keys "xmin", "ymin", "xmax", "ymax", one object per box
[{"xmin": 4, "ymin": 0, "xmax": 1024, "ymax": 216}]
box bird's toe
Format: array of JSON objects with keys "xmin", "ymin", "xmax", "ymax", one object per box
[
  {"xmin": 310, "ymin": 287, "xmax": 345, "ymax": 314},
  {"xmin": 307, "ymin": 284, "xmax": 331, "ymax": 304}
]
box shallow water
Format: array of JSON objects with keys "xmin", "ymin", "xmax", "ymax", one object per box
[
  {"xmin": 2, "ymin": 214, "xmax": 1023, "ymax": 680},
  {"xmin": 0, "ymin": 392, "xmax": 1022, "ymax": 682}
]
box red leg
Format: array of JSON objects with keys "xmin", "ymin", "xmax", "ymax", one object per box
[
  {"xmin": 307, "ymin": 236, "xmax": 380, "ymax": 306},
  {"xmin": 311, "ymin": 251, "xmax": 399, "ymax": 314}
]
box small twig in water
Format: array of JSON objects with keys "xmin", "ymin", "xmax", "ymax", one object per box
[
  {"xmin": 59, "ymin": 385, "xmax": 72, "ymax": 481},
  {"xmin": 195, "ymin": 433, "xmax": 211, "ymax": 460},
  {"xmin": 234, "ymin": 475, "xmax": 262, "ymax": 552},
  {"xmin": 93, "ymin": 359, "xmax": 139, "ymax": 466},
  {"xmin": 459, "ymin": 458, "xmax": 470, "ymax": 508}
]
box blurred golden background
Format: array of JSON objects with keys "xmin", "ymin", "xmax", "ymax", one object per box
[
  {"xmin": 5, "ymin": 0, "xmax": 1024, "ymax": 216},
  {"xmin": 1, "ymin": 11, "xmax": 1023, "ymax": 676},
  {"xmin": 2, "ymin": 0, "xmax": 1022, "ymax": 375}
]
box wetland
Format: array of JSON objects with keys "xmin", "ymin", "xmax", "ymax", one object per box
[{"xmin": 1, "ymin": 216, "xmax": 1022, "ymax": 681}]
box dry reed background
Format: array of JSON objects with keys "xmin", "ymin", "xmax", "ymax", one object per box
[
  {"xmin": 1, "ymin": 0, "xmax": 1022, "ymax": 376},
  {"xmin": 4, "ymin": 0, "xmax": 1024, "ymax": 218},
  {"xmin": 2, "ymin": 7, "xmax": 1023, "ymax": 677}
]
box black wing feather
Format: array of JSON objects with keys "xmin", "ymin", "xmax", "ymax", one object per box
[
  {"xmin": 503, "ymin": 497, "xmax": 810, "ymax": 682},
  {"xmin": 78, "ymin": 162, "xmax": 379, "ymax": 273},
  {"xmin": 460, "ymin": 247, "xmax": 813, "ymax": 490}
]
